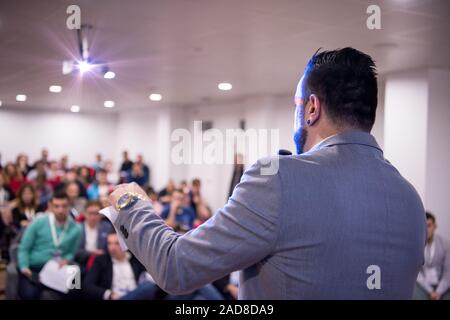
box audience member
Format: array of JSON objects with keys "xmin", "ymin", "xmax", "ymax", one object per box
[
  {"xmin": 55, "ymin": 169, "xmax": 87, "ymax": 199},
  {"xmin": 158, "ymin": 179, "xmax": 175, "ymax": 205},
  {"xmin": 119, "ymin": 150, "xmax": 133, "ymax": 183},
  {"xmin": 16, "ymin": 153, "xmax": 32, "ymax": 177},
  {"xmin": 75, "ymin": 201, "xmax": 112, "ymax": 272},
  {"xmin": 87, "ymin": 169, "xmax": 114, "ymax": 200},
  {"xmin": 33, "ymin": 172, "xmax": 53, "ymax": 207},
  {"xmin": 92, "ymin": 153, "xmax": 104, "ymax": 173},
  {"xmin": 145, "ymin": 186, "xmax": 163, "ymax": 216},
  {"xmin": 65, "ymin": 182, "xmax": 87, "ymax": 219},
  {"xmin": 17, "ymin": 191, "xmax": 82, "ymax": 299},
  {"xmin": 83, "ymin": 231, "xmax": 161, "ymax": 300},
  {"xmin": 4, "ymin": 162, "xmax": 27, "ymax": 196},
  {"xmin": 161, "ymin": 189, "xmax": 196, "ymax": 232},
  {"xmin": 414, "ymin": 212, "xmax": 450, "ymax": 300},
  {"xmin": 189, "ymin": 178, "xmax": 212, "ymax": 227},
  {"xmin": 11, "ymin": 184, "xmax": 45, "ymax": 230}
]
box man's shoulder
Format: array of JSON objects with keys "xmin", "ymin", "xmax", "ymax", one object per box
[
  {"xmin": 69, "ymin": 219, "xmax": 83, "ymax": 233},
  {"xmin": 31, "ymin": 214, "xmax": 50, "ymax": 226}
]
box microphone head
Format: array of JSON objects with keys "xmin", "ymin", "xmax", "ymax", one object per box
[{"xmin": 278, "ymin": 149, "xmax": 292, "ymax": 156}]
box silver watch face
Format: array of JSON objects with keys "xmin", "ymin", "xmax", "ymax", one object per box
[{"xmin": 118, "ymin": 193, "xmax": 131, "ymax": 208}]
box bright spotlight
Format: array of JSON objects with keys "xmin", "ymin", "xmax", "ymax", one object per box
[{"xmin": 78, "ymin": 60, "xmax": 92, "ymax": 74}]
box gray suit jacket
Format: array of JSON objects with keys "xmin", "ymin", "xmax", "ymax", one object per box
[{"xmin": 114, "ymin": 131, "xmax": 426, "ymax": 299}]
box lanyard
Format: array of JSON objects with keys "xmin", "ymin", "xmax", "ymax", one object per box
[{"xmin": 49, "ymin": 213, "xmax": 69, "ymax": 248}]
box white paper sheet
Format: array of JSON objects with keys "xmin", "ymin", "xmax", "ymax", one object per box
[
  {"xmin": 39, "ymin": 260, "xmax": 80, "ymax": 293},
  {"xmin": 99, "ymin": 206, "xmax": 129, "ymax": 251}
]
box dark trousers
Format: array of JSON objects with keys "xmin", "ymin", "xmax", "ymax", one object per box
[{"xmin": 18, "ymin": 266, "xmax": 67, "ymax": 300}]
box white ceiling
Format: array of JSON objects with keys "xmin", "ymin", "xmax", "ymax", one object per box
[{"xmin": 0, "ymin": 0, "xmax": 449, "ymax": 113}]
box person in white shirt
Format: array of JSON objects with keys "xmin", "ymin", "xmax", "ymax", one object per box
[
  {"xmin": 83, "ymin": 231, "xmax": 161, "ymax": 300},
  {"xmin": 75, "ymin": 201, "xmax": 112, "ymax": 272},
  {"xmin": 414, "ymin": 212, "xmax": 450, "ymax": 300}
]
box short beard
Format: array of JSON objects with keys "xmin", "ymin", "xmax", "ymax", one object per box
[{"xmin": 293, "ymin": 127, "xmax": 308, "ymax": 155}]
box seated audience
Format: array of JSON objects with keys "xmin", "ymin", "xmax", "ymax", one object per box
[
  {"xmin": 59, "ymin": 155, "xmax": 69, "ymax": 173},
  {"xmin": 189, "ymin": 178, "xmax": 212, "ymax": 227},
  {"xmin": 414, "ymin": 212, "xmax": 450, "ymax": 300},
  {"xmin": 105, "ymin": 160, "xmax": 119, "ymax": 185},
  {"xmin": 65, "ymin": 181, "xmax": 87, "ymax": 219},
  {"xmin": 16, "ymin": 153, "xmax": 32, "ymax": 178},
  {"xmin": 119, "ymin": 150, "xmax": 133, "ymax": 183},
  {"xmin": 161, "ymin": 189, "xmax": 196, "ymax": 232},
  {"xmin": 127, "ymin": 163, "xmax": 148, "ymax": 187},
  {"xmin": 4, "ymin": 162, "xmax": 27, "ymax": 196},
  {"xmin": 213, "ymin": 272, "xmax": 239, "ymax": 300},
  {"xmin": 92, "ymin": 153, "xmax": 104, "ymax": 173},
  {"xmin": 55, "ymin": 169, "xmax": 88, "ymax": 199},
  {"xmin": 0, "ymin": 172, "xmax": 13, "ymax": 208},
  {"xmin": 11, "ymin": 184, "xmax": 45, "ymax": 230},
  {"xmin": 76, "ymin": 201, "xmax": 112, "ymax": 271},
  {"xmin": 87, "ymin": 169, "xmax": 114, "ymax": 200},
  {"xmin": 78, "ymin": 166, "xmax": 94, "ymax": 187},
  {"xmin": 46, "ymin": 160, "xmax": 64, "ymax": 187},
  {"xmin": 26, "ymin": 160, "xmax": 48, "ymax": 182},
  {"xmin": 145, "ymin": 186, "xmax": 163, "ymax": 216},
  {"xmin": 33, "ymin": 172, "xmax": 52, "ymax": 207},
  {"xmin": 84, "ymin": 231, "xmax": 161, "ymax": 300},
  {"xmin": 158, "ymin": 179, "xmax": 175, "ymax": 205},
  {"xmin": 17, "ymin": 191, "xmax": 82, "ymax": 300},
  {"xmin": 32, "ymin": 148, "xmax": 50, "ymax": 169}
]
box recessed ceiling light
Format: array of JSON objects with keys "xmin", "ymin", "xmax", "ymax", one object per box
[
  {"xmin": 49, "ymin": 85, "xmax": 62, "ymax": 93},
  {"xmin": 16, "ymin": 94, "xmax": 27, "ymax": 102},
  {"xmin": 149, "ymin": 93, "xmax": 162, "ymax": 101},
  {"xmin": 218, "ymin": 83, "xmax": 232, "ymax": 91},
  {"xmin": 70, "ymin": 105, "xmax": 80, "ymax": 113},
  {"xmin": 104, "ymin": 71, "xmax": 115, "ymax": 79},
  {"xmin": 104, "ymin": 100, "xmax": 115, "ymax": 108}
]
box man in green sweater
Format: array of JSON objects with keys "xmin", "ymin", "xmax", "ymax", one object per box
[{"xmin": 18, "ymin": 191, "xmax": 82, "ymax": 299}]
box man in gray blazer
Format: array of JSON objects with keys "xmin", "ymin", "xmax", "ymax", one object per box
[{"xmin": 109, "ymin": 47, "xmax": 426, "ymax": 299}]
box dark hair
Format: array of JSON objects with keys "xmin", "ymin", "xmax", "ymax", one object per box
[
  {"xmin": 85, "ymin": 200, "xmax": 102, "ymax": 210},
  {"xmin": 426, "ymin": 211, "xmax": 436, "ymax": 223},
  {"xmin": 145, "ymin": 186, "xmax": 156, "ymax": 195},
  {"xmin": 303, "ymin": 47, "xmax": 378, "ymax": 131},
  {"xmin": 50, "ymin": 190, "xmax": 69, "ymax": 202},
  {"xmin": 17, "ymin": 183, "xmax": 38, "ymax": 211}
]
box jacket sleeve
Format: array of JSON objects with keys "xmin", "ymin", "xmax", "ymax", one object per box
[
  {"xmin": 83, "ymin": 255, "xmax": 109, "ymax": 300},
  {"xmin": 113, "ymin": 158, "xmax": 282, "ymax": 295},
  {"xmin": 18, "ymin": 219, "xmax": 38, "ymax": 270},
  {"xmin": 436, "ymin": 238, "xmax": 450, "ymax": 296}
]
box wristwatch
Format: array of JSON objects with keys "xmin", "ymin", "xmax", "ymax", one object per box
[{"xmin": 115, "ymin": 192, "xmax": 145, "ymax": 211}]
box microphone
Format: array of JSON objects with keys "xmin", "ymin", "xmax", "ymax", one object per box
[{"xmin": 278, "ymin": 149, "xmax": 292, "ymax": 156}]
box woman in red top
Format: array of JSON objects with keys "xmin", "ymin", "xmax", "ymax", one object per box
[{"xmin": 3, "ymin": 162, "xmax": 27, "ymax": 197}]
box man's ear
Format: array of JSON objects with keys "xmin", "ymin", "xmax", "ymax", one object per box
[{"xmin": 306, "ymin": 94, "xmax": 321, "ymax": 126}]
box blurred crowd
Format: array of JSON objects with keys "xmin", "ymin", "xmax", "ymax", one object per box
[{"xmin": 0, "ymin": 149, "xmax": 239, "ymax": 300}]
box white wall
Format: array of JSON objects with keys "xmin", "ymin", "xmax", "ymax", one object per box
[
  {"xmin": 0, "ymin": 109, "xmax": 118, "ymax": 166},
  {"xmin": 384, "ymin": 70, "xmax": 429, "ymax": 199},
  {"xmin": 384, "ymin": 68, "xmax": 450, "ymax": 237},
  {"xmin": 425, "ymin": 69, "xmax": 450, "ymax": 236}
]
